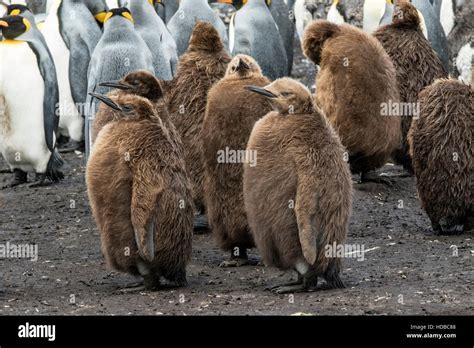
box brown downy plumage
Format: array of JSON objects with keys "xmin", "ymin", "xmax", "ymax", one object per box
[
  {"xmin": 91, "ymin": 70, "xmax": 167, "ymax": 144},
  {"xmin": 374, "ymin": 0, "xmax": 447, "ymax": 173},
  {"xmin": 167, "ymin": 21, "xmax": 231, "ymax": 213},
  {"xmin": 201, "ymin": 54, "xmax": 272, "ymax": 266},
  {"xmin": 303, "ymin": 20, "xmax": 401, "ymax": 181},
  {"xmin": 244, "ymin": 78, "xmax": 353, "ymax": 293},
  {"xmin": 86, "ymin": 93, "xmax": 194, "ymax": 290},
  {"xmin": 409, "ymin": 79, "xmax": 473, "ymax": 235}
]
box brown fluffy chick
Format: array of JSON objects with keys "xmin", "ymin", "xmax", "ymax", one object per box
[
  {"xmin": 86, "ymin": 93, "xmax": 194, "ymax": 291},
  {"xmin": 409, "ymin": 79, "xmax": 473, "ymax": 235},
  {"xmin": 202, "ymin": 54, "xmax": 272, "ymax": 267},
  {"xmin": 374, "ymin": 0, "xmax": 447, "ymax": 173},
  {"xmin": 244, "ymin": 78, "xmax": 353, "ymax": 294},
  {"xmin": 167, "ymin": 21, "xmax": 231, "ymax": 218},
  {"xmin": 303, "ymin": 20, "xmax": 401, "ymax": 184}
]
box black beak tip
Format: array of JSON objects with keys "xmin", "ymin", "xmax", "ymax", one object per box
[{"xmin": 244, "ymin": 85, "xmax": 276, "ymax": 98}]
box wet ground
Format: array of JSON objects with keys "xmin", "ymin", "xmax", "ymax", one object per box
[{"xmin": 0, "ymin": 42, "xmax": 472, "ymax": 316}]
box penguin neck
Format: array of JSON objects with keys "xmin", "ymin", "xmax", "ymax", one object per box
[
  {"xmin": 103, "ymin": 18, "xmax": 135, "ymax": 38},
  {"xmin": 246, "ymin": 0, "xmax": 268, "ymax": 8}
]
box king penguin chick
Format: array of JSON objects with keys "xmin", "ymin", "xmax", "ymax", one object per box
[
  {"xmin": 86, "ymin": 92, "xmax": 194, "ymax": 291},
  {"xmin": 374, "ymin": 0, "xmax": 447, "ymax": 174},
  {"xmin": 201, "ymin": 55, "xmax": 272, "ymax": 267},
  {"xmin": 230, "ymin": 0, "xmax": 288, "ymax": 80},
  {"xmin": 85, "ymin": 7, "xmax": 154, "ymax": 157},
  {"xmin": 409, "ymin": 78, "xmax": 473, "ymax": 235},
  {"xmin": 0, "ymin": 15, "xmax": 63, "ymax": 188},
  {"xmin": 167, "ymin": 0, "xmax": 229, "ymax": 56},
  {"xmin": 128, "ymin": 0, "xmax": 178, "ymax": 80},
  {"xmin": 243, "ymin": 78, "xmax": 353, "ymax": 293},
  {"xmin": 167, "ymin": 21, "xmax": 231, "ymax": 229},
  {"xmin": 303, "ymin": 20, "xmax": 401, "ymax": 184}
]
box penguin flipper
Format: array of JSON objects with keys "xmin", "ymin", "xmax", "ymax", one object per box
[
  {"xmin": 69, "ymin": 37, "xmax": 93, "ymax": 114},
  {"xmin": 130, "ymin": 158, "xmax": 165, "ymax": 263},
  {"xmin": 294, "ymin": 174, "xmax": 318, "ymax": 266}
]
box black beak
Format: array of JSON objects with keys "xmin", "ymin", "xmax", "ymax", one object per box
[
  {"xmin": 244, "ymin": 85, "xmax": 277, "ymax": 98},
  {"xmin": 237, "ymin": 58, "xmax": 250, "ymax": 71},
  {"xmin": 89, "ymin": 92, "xmax": 122, "ymax": 111},
  {"xmin": 99, "ymin": 80, "xmax": 132, "ymax": 90}
]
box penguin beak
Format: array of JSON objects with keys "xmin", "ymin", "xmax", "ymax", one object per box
[
  {"xmin": 0, "ymin": 20, "xmax": 8, "ymax": 28},
  {"xmin": 216, "ymin": 0, "xmax": 233, "ymax": 4},
  {"xmin": 89, "ymin": 92, "xmax": 122, "ymax": 111},
  {"xmin": 95, "ymin": 12, "xmax": 107, "ymax": 24},
  {"xmin": 99, "ymin": 80, "xmax": 132, "ymax": 90},
  {"xmin": 244, "ymin": 85, "xmax": 277, "ymax": 98},
  {"xmin": 237, "ymin": 59, "xmax": 250, "ymax": 71}
]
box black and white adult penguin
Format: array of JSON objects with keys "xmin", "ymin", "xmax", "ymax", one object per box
[
  {"xmin": 40, "ymin": 0, "xmax": 105, "ymax": 150},
  {"xmin": 128, "ymin": 0, "xmax": 178, "ymax": 80},
  {"xmin": 327, "ymin": 0, "xmax": 346, "ymax": 24},
  {"xmin": 167, "ymin": 0, "xmax": 228, "ymax": 56},
  {"xmin": 0, "ymin": 15, "xmax": 63, "ymax": 187},
  {"xmin": 85, "ymin": 7, "xmax": 154, "ymax": 156},
  {"xmin": 376, "ymin": 0, "xmax": 449, "ymax": 70},
  {"xmin": 55, "ymin": 0, "xmax": 107, "ymax": 129},
  {"xmin": 230, "ymin": 0, "xmax": 287, "ymax": 80}
]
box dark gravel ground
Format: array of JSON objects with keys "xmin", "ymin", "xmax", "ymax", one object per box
[{"xmin": 0, "ymin": 39, "xmax": 472, "ymax": 316}]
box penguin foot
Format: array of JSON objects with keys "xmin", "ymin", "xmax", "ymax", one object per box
[
  {"xmin": 269, "ymin": 273, "xmax": 318, "ymax": 294},
  {"xmin": 325, "ymin": 275, "xmax": 345, "ymax": 289},
  {"xmin": 59, "ymin": 140, "xmax": 83, "ymax": 153},
  {"xmin": 28, "ymin": 173, "xmax": 49, "ymax": 188},
  {"xmin": 265, "ymin": 280, "xmax": 303, "ymax": 292},
  {"xmin": 360, "ymin": 172, "xmax": 393, "ymax": 186},
  {"xmin": 193, "ymin": 214, "xmax": 209, "ymax": 234},
  {"xmin": 2, "ymin": 169, "xmax": 27, "ymax": 189},
  {"xmin": 270, "ymin": 283, "xmax": 310, "ymax": 294}
]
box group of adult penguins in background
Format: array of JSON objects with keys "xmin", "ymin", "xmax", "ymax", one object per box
[{"xmin": 0, "ymin": 0, "xmax": 472, "ymax": 293}]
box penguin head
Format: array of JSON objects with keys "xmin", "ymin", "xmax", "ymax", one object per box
[
  {"xmin": 245, "ymin": 78, "xmax": 314, "ymax": 115},
  {"xmin": 103, "ymin": 7, "xmax": 134, "ymax": 25},
  {"xmin": 89, "ymin": 93, "xmax": 158, "ymax": 122},
  {"xmin": 84, "ymin": 0, "xmax": 108, "ymax": 25},
  {"xmin": 302, "ymin": 20, "xmax": 340, "ymax": 65},
  {"xmin": 392, "ymin": 0, "xmax": 421, "ymax": 29},
  {"xmin": 188, "ymin": 21, "xmax": 224, "ymax": 53},
  {"xmin": 99, "ymin": 70, "xmax": 164, "ymax": 103},
  {"xmin": 216, "ymin": 0, "xmax": 271, "ymax": 10},
  {"xmin": 0, "ymin": 15, "xmax": 34, "ymax": 41},
  {"xmin": 5, "ymin": 4, "xmax": 31, "ymax": 17},
  {"xmin": 225, "ymin": 54, "xmax": 263, "ymax": 78}
]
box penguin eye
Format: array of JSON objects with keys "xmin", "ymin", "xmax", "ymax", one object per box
[
  {"xmin": 281, "ymin": 92, "xmax": 291, "ymax": 97},
  {"xmin": 121, "ymin": 105, "xmax": 133, "ymax": 113}
]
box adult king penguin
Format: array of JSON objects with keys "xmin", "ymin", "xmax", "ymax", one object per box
[
  {"xmin": 167, "ymin": 0, "xmax": 228, "ymax": 56},
  {"xmin": 56, "ymin": 0, "xmax": 107, "ymax": 128},
  {"xmin": 85, "ymin": 7, "xmax": 154, "ymax": 157},
  {"xmin": 0, "ymin": 15, "xmax": 63, "ymax": 187},
  {"xmin": 128, "ymin": 0, "xmax": 178, "ymax": 80},
  {"xmin": 230, "ymin": 0, "xmax": 287, "ymax": 80}
]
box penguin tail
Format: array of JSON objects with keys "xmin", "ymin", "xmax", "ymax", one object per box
[
  {"xmin": 46, "ymin": 150, "xmax": 65, "ymax": 183},
  {"xmin": 302, "ymin": 20, "xmax": 340, "ymax": 65}
]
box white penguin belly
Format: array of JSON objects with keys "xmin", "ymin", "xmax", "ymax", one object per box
[
  {"xmin": 43, "ymin": 3, "xmax": 83, "ymax": 141},
  {"xmin": 0, "ymin": 43, "xmax": 51, "ymax": 174}
]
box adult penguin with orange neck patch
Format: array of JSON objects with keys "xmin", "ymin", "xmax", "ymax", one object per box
[
  {"xmin": 202, "ymin": 54, "xmax": 271, "ymax": 267},
  {"xmin": 303, "ymin": 20, "xmax": 401, "ymax": 184},
  {"xmin": 167, "ymin": 21, "xmax": 231, "ymax": 231},
  {"xmin": 85, "ymin": 7, "xmax": 154, "ymax": 156},
  {"xmin": 374, "ymin": 0, "xmax": 447, "ymax": 174}
]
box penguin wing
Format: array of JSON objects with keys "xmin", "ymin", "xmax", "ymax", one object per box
[
  {"xmin": 32, "ymin": 41, "xmax": 60, "ymax": 153},
  {"xmin": 130, "ymin": 159, "xmax": 166, "ymax": 263},
  {"xmin": 295, "ymin": 173, "xmax": 318, "ymax": 265},
  {"xmin": 69, "ymin": 36, "xmax": 94, "ymax": 111}
]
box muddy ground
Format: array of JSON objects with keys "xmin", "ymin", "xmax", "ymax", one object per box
[{"xmin": 0, "ymin": 46, "xmax": 473, "ymax": 316}]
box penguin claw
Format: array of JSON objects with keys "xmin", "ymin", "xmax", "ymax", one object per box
[
  {"xmin": 360, "ymin": 172, "xmax": 393, "ymax": 186},
  {"xmin": 271, "ymin": 283, "xmax": 311, "ymax": 294},
  {"xmin": 116, "ymin": 283, "xmax": 146, "ymax": 293},
  {"xmin": 219, "ymin": 258, "xmax": 259, "ymax": 268}
]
